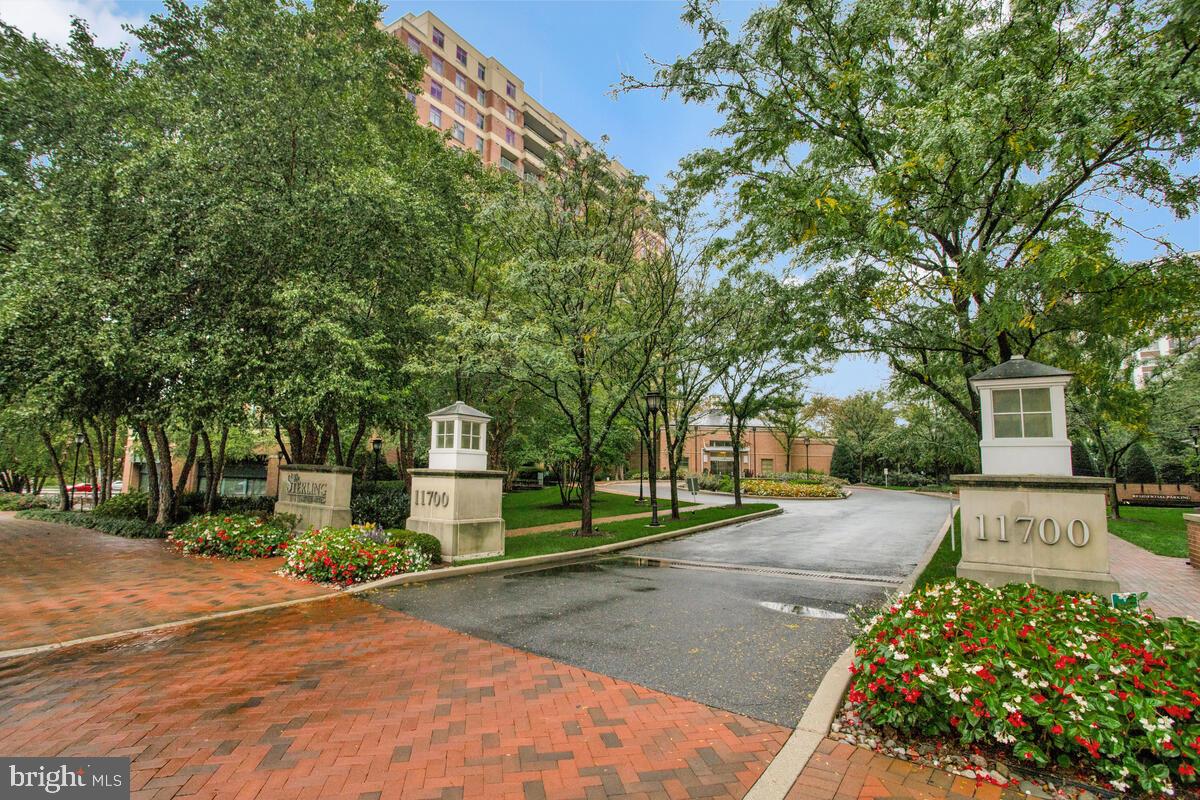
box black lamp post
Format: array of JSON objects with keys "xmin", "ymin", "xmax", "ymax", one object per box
[
  {"xmin": 645, "ymin": 391, "xmax": 662, "ymax": 527},
  {"xmin": 69, "ymin": 432, "xmax": 84, "ymax": 511},
  {"xmin": 371, "ymin": 437, "xmax": 383, "ymax": 482}
]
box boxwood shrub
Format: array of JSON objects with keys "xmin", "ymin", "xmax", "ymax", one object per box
[
  {"xmin": 351, "ymin": 482, "xmax": 410, "ymax": 529},
  {"xmin": 0, "ymin": 493, "xmax": 52, "ymax": 511},
  {"xmin": 846, "ymin": 579, "xmax": 1200, "ymax": 795},
  {"xmin": 93, "ymin": 491, "xmax": 150, "ymax": 519},
  {"xmin": 16, "ymin": 509, "xmax": 165, "ymax": 538},
  {"xmin": 387, "ymin": 529, "xmax": 441, "ymax": 563}
]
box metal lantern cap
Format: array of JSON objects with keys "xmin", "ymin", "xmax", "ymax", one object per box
[
  {"xmin": 74, "ymin": 432, "xmax": 85, "ymax": 445},
  {"xmin": 371, "ymin": 437, "xmax": 383, "ymax": 453},
  {"xmin": 1189, "ymin": 423, "xmax": 1200, "ymax": 441}
]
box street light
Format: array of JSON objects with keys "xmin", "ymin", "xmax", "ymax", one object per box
[
  {"xmin": 371, "ymin": 437, "xmax": 383, "ymax": 482},
  {"xmin": 69, "ymin": 432, "xmax": 84, "ymax": 511},
  {"xmin": 645, "ymin": 391, "xmax": 662, "ymax": 527},
  {"xmin": 1189, "ymin": 424, "xmax": 1200, "ymax": 493},
  {"xmin": 636, "ymin": 434, "xmax": 645, "ymax": 504}
]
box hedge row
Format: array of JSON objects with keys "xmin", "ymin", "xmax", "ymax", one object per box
[{"xmin": 16, "ymin": 509, "xmax": 166, "ymax": 538}]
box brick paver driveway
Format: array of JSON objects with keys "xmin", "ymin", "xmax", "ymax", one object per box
[
  {"xmin": 0, "ymin": 596, "xmax": 789, "ymax": 800},
  {"xmin": 0, "ymin": 514, "xmax": 333, "ymax": 652}
]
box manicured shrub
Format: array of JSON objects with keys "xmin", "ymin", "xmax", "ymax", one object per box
[
  {"xmin": 16, "ymin": 509, "xmax": 165, "ymax": 538},
  {"xmin": 351, "ymin": 483, "xmax": 410, "ymax": 528},
  {"xmin": 739, "ymin": 479, "xmax": 843, "ymax": 498},
  {"xmin": 0, "ymin": 493, "xmax": 52, "ymax": 511},
  {"xmin": 846, "ymin": 580, "xmax": 1200, "ymax": 795},
  {"xmin": 217, "ymin": 494, "xmax": 276, "ymax": 514},
  {"xmin": 387, "ymin": 529, "xmax": 441, "ymax": 563},
  {"xmin": 282, "ymin": 524, "xmax": 432, "ymax": 585},
  {"xmin": 93, "ymin": 491, "xmax": 150, "ymax": 519},
  {"xmin": 167, "ymin": 513, "xmax": 295, "ymax": 558},
  {"xmin": 759, "ymin": 471, "xmax": 847, "ymax": 488}
]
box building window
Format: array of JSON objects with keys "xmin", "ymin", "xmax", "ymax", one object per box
[
  {"xmin": 761, "ymin": 458, "xmax": 774, "ymax": 474},
  {"xmin": 475, "ymin": 136, "xmax": 484, "ymax": 154},
  {"xmin": 429, "ymin": 80, "xmax": 442, "ymax": 100},
  {"xmin": 992, "ymin": 387, "xmax": 1053, "ymax": 439},
  {"xmin": 429, "ymin": 107, "xmax": 442, "ymax": 128},
  {"xmin": 455, "ymin": 72, "xmax": 466, "ymax": 91},
  {"xmin": 431, "ymin": 54, "xmax": 444, "ymax": 75},
  {"xmin": 405, "ymin": 90, "xmax": 416, "ymax": 104},
  {"xmin": 435, "ymin": 420, "xmax": 454, "ymax": 448},
  {"xmin": 460, "ymin": 421, "xmax": 482, "ymax": 450},
  {"xmin": 679, "ymin": 456, "xmax": 689, "ymax": 469},
  {"xmin": 505, "ymin": 127, "xmax": 515, "ymax": 145},
  {"xmin": 452, "ymin": 121, "xmax": 465, "ymax": 142},
  {"xmin": 456, "ymin": 45, "xmax": 467, "ymax": 65},
  {"xmin": 476, "ymin": 88, "xmax": 486, "ymax": 105},
  {"xmin": 505, "ymin": 104, "xmax": 516, "ymax": 122},
  {"xmin": 406, "ymin": 35, "xmax": 421, "ymax": 54},
  {"xmin": 506, "ymin": 80, "xmax": 516, "ymax": 98},
  {"xmin": 432, "ymin": 27, "xmax": 444, "ymax": 48},
  {"xmin": 475, "ymin": 110, "xmax": 485, "ymax": 129},
  {"xmin": 455, "ymin": 96, "xmax": 466, "ymax": 116},
  {"xmin": 477, "ymin": 64, "xmax": 486, "ymax": 81}
]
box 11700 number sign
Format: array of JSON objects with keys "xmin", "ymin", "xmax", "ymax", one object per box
[{"xmin": 975, "ymin": 515, "xmax": 1091, "ymax": 547}]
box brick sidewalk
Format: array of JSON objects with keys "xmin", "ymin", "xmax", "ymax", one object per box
[
  {"xmin": 787, "ymin": 739, "xmax": 1030, "ymax": 800},
  {"xmin": 0, "ymin": 514, "xmax": 333, "ymax": 651},
  {"xmin": 1109, "ymin": 534, "xmax": 1200, "ymax": 619},
  {"xmin": 0, "ymin": 596, "xmax": 789, "ymax": 800}
]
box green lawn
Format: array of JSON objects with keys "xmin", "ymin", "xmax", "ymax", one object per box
[
  {"xmin": 462, "ymin": 502, "xmax": 777, "ymax": 565},
  {"xmin": 502, "ymin": 486, "xmax": 696, "ymax": 530},
  {"xmin": 913, "ymin": 510, "xmax": 962, "ymax": 590},
  {"xmin": 1108, "ymin": 506, "xmax": 1190, "ymax": 558}
]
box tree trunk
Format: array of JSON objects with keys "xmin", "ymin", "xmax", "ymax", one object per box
[
  {"xmin": 648, "ymin": 422, "xmax": 659, "ymax": 522},
  {"xmin": 82, "ymin": 425, "xmax": 99, "ymax": 508},
  {"xmin": 135, "ymin": 423, "xmax": 160, "ymax": 522},
  {"xmin": 174, "ymin": 423, "xmax": 200, "ymax": 499},
  {"xmin": 209, "ymin": 425, "xmax": 228, "ymax": 512},
  {"xmin": 727, "ymin": 420, "xmax": 743, "ymax": 508},
  {"xmin": 579, "ymin": 447, "xmax": 595, "ymax": 534},
  {"xmin": 40, "ymin": 430, "xmax": 69, "ymax": 511},
  {"xmin": 200, "ymin": 429, "xmax": 215, "ymax": 513},
  {"xmin": 343, "ymin": 413, "xmax": 368, "ymax": 469},
  {"xmin": 152, "ymin": 424, "xmax": 176, "ymax": 525}
]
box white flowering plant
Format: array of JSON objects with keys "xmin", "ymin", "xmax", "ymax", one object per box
[
  {"xmin": 847, "ymin": 580, "xmax": 1200, "ymax": 795},
  {"xmin": 167, "ymin": 513, "xmax": 295, "ymax": 558},
  {"xmin": 282, "ymin": 524, "xmax": 432, "ymax": 586}
]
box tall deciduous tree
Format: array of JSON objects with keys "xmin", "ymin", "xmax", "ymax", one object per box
[
  {"xmin": 832, "ymin": 391, "xmax": 895, "ymax": 483},
  {"xmin": 625, "ymin": 0, "xmax": 1200, "ymax": 434}
]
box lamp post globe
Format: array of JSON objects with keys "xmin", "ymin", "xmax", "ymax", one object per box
[{"xmin": 644, "ymin": 391, "xmax": 663, "ymax": 527}]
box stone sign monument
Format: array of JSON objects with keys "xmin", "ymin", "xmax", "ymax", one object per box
[
  {"xmin": 954, "ymin": 357, "xmax": 1119, "ymax": 594},
  {"xmin": 405, "ymin": 402, "xmax": 505, "ymax": 562},
  {"xmin": 274, "ymin": 464, "xmax": 353, "ymax": 532}
]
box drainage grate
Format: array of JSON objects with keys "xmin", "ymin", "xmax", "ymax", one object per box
[{"xmin": 609, "ymin": 556, "xmax": 904, "ymax": 586}]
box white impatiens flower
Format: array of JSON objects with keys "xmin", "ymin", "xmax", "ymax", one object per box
[
  {"xmin": 933, "ymin": 663, "xmax": 950, "ymax": 678},
  {"xmin": 894, "ymin": 651, "xmax": 909, "ymax": 661}
]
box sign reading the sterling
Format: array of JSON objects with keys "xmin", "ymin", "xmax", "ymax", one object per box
[
  {"xmin": 273, "ymin": 464, "xmax": 352, "ymax": 532},
  {"xmin": 283, "ymin": 472, "xmax": 329, "ymax": 505}
]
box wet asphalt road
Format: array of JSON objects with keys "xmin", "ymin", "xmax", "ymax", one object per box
[{"xmin": 364, "ymin": 488, "xmax": 953, "ymax": 727}]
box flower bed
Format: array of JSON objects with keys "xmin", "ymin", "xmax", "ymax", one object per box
[
  {"xmin": 167, "ymin": 513, "xmax": 295, "ymax": 558},
  {"xmin": 282, "ymin": 524, "xmax": 432, "ymax": 586},
  {"xmin": 740, "ymin": 478, "xmax": 844, "ymax": 498},
  {"xmin": 846, "ymin": 580, "xmax": 1200, "ymax": 796}
]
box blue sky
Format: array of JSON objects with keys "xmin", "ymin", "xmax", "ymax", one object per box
[{"xmin": 3, "ymin": 0, "xmax": 1197, "ymax": 396}]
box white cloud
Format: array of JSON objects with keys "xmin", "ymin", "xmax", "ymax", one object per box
[{"xmin": 0, "ymin": 0, "xmax": 147, "ymax": 48}]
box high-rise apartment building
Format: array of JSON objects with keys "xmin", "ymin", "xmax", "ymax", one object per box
[{"xmin": 383, "ymin": 11, "xmax": 620, "ymax": 181}]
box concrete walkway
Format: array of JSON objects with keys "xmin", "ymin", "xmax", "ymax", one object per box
[{"xmin": 1109, "ymin": 534, "xmax": 1200, "ymax": 619}]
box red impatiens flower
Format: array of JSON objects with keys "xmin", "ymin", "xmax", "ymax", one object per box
[
  {"xmin": 1051, "ymin": 724, "xmax": 1064, "ymax": 735},
  {"xmin": 1074, "ymin": 735, "xmax": 1101, "ymax": 758},
  {"xmin": 1181, "ymin": 764, "xmax": 1196, "ymax": 777},
  {"xmin": 1032, "ymin": 694, "xmax": 1047, "ymax": 705},
  {"xmin": 1007, "ymin": 711, "xmax": 1028, "ymax": 728}
]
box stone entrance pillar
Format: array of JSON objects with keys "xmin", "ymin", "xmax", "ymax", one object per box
[
  {"xmin": 274, "ymin": 464, "xmax": 353, "ymax": 532},
  {"xmin": 405, "ymin": 402, "xmax": 505, "ymax": 562},
  {"xmin": 954, "ymin": 357, "xmax": 1119, "ymax": 594}
]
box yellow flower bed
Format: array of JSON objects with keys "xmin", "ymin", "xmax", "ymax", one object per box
[{"xmin": 740, "ymin": 479, "xmax": 844, "ymax": 498}]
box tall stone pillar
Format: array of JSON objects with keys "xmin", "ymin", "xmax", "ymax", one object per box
[
  {"xmin": 954, "ymin": 357, "xmax": 1119, "ymax": 594},
  {"xmin": 404, "ymin": 402, "xmax": 505, "ymax": 562}
]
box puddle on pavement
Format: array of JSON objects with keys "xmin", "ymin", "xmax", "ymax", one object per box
[
  {"xmin": 758, "ymin": 601, "xmax": 846, "ymax": 619},
  {"xmin": 504, "ymin": 556, "xmax": 662, "ymax": 580}
]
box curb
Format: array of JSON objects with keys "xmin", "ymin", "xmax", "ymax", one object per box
[
  {"xmin": 0, "ymin": 505, "xmax": 783, "ymax": 662},
  {"xmin": 745, "ymin": 506, "xmax": 956, "ymax": 800}
]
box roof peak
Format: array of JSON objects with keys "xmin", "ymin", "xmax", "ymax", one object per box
[
  {"xmin": 970, "ymin": 357, "xmax": 1073, "ymax": 384},
  {"xmin": 427, "ymin": 401, "xmax": 491, "ymax": 420}
]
